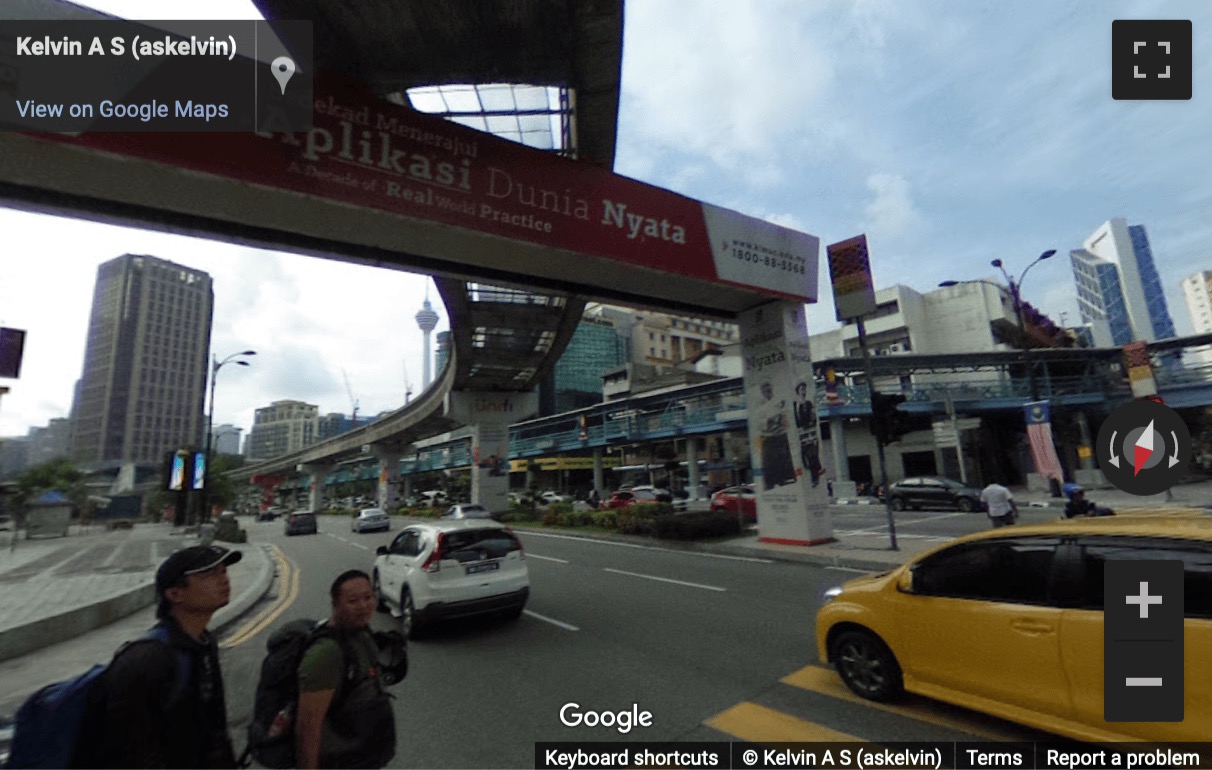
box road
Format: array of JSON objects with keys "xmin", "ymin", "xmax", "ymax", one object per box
[{"xmin": 217, "ymin": 511, "xmax": 1058, "ymax": 768}]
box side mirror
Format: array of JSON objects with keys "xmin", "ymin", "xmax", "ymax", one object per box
[
  {"xmin": 896, "ymin": 569, "xmax": 915, "ymax": 593},
  {"xmin": 376, "ymin": 546, "xmax": 388, "ymax": 556}
]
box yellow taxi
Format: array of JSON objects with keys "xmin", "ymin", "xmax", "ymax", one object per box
[{"xmin": 816, "ymin": 511, "xmax": 1211, "ymax": 742}]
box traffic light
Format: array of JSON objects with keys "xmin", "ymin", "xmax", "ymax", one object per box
[{"xmin": 869, "ymin": 392, "xmax": 911, "ymax": 444}]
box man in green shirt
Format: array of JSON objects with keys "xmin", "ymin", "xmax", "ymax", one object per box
[{"xmin": 296, "ymin": 570, "xmax": 397, "ymax": 769}]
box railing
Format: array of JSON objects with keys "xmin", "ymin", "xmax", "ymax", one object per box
[{"xmin": 823, "ymin": 375, "xmax": 1116, "ymax": 405}]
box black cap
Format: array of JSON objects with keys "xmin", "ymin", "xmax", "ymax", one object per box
[{"xmin": 155, "ymin": 545, "xmax": 242, "ymax": 596}]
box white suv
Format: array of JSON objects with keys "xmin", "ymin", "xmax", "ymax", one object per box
[{"xmin": 373, "ymin": 520, "xmax": 529, "ymax": 638}]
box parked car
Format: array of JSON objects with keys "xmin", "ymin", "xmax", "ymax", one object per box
[
  {"xmin": 816, "ymin": 513, "xmax": 1212, "ymax": 742},
  {"xmin": 284, "ymin": 510, "xmax": 318, "ymax": 536},
  {"xmin": 538, "ymin": 491, "xmax": 572, "ymax": 504},
  {"xmin": 258, "ymin": 506, "xmax": 287, "ymax": 522},
  {"xmin": 885, "ymin": 477, "xmax": 982, "ymax": 512},
  {"xmin": 352, "ymin": 508, "xmax": 391, "ymax": 533},
  {"xmin": 507, "ymin": 491, "xmax": 533, "ymax": 506},
  {"xmin": 604, "ymin": 489, "xmax": 661, "ymax": 509},
  {"xmin": 373, "ymin": 520, "xmax": 530, "ymax": 638},
  {"xmin": 625, "ymin": 485, "xmax": 674, "ymax": 503},
  {"xmin": 710, "ymin": 485, "xmax": 757, "ymax": 522},
  {"xmin": 442, "ymin": 503, "xmax": 494, "ymax": 520}
]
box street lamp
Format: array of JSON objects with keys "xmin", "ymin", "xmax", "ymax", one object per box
[
  {"xmin": 202, "ymin": 350, "xmax": 256, "ymax": 521},
  {"xmin": 940, "ymin": 249, "xmax": 1055, "ymax": 400}
]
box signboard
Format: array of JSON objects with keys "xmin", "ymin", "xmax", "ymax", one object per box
[
  {"xmin": 826, "ymin": 235, "xmax": 877, "ymax": 322},
  {"xmin": 30, "ymin": 73, "xmax": 821, "ymax": 306},
  {"xmin": 1122, "ymin": 340, "xmax": 1158, "ymax": 397},
  {"xmin": 0, "ymin": 327, "xmax": 26, "ymax": 378}
]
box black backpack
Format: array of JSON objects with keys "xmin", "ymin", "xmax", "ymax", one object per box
[{"xmin": 242, "ymin": 619, "xmax": 357, "ymax": 770}]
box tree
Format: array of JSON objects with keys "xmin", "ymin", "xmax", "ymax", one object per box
[
  {"xmin": 206, "ymin": 453, "xmax": 246, "ymax": 511},
  {"xmin": 14, "ymin": 457, "xmax": 87, "ymax": 521}
]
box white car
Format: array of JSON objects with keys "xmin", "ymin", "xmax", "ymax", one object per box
[
  {"xmin": 373, "ymin": 520, "xmax": 530, "ymax": 638},
  {"xmin": 352, "ymin": 508, "xmax": 391, "ymax": 533},
  {"xmin": 442, "ymin": 503, "xmax": 494, "ymax": 520},
  {"xmin": 538, "ymin": 491, "xmax": 572, "ymax": 504}
]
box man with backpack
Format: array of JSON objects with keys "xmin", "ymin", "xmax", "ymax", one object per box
[
  {"xmin": 294, "ymin": 570, "xmax": 398, "ymax": 769},
  {"xmin": 15, "ymin": 545, "xmax": 244, "ymax": 769}
]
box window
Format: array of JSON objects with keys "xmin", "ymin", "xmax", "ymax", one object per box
[
  {"xmin": 914, "ymin": 538, "xmax": 1058, "ymax": 605},
  {"xmin": 391, "ymin": 530, "xmax": 422, "ymax": 556},
  {"xmin": 1072, "ymin": 538, "xmax": 1212, "ymax": 618}
]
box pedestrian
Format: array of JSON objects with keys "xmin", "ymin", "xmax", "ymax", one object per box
[
  {"xmin": 980, "ymin": 480, "xmax": 1018, "ymax": 528},
  {"xmin": 83, "ymin": 545, "xmax": 241, "ymax": 768},
  {"xmin": 295, "ymin": 570, "xmax": 397, "ymax": 769},
  {"xmin": 1062, "ymin": 483, "xmax": 1115, "ymax": 518},
  {"xmin": 587, "ymin": 488, "xmax": 601, "ymax": 509}
]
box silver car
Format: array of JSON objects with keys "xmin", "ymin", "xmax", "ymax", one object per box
[
  {"xmin": 352, "ymin": 508, "xmax": 391, "ymax": 533},
  {"xmin": 442, "ymin": 503, "xmax": 494, "ymax": 520}
]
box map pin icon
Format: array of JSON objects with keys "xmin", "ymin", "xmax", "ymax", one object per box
[{"xmin": 271, "ymin": 56, "xmax": 296, "ymax": 95}]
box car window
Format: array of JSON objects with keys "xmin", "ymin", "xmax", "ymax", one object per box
[
  {"xmin": 442, "ymin": 528, "xmax": 521, "ymax": 562},
  {"xmin": 389, "ymin": 531, "xmax": 410, "ymax": 552},
  {"xmin": 921, "ymin": 479, "xmax": 944, "ymax": 488},
  {"xmin": 399, "ymin": 531, "xmax": 422, "ymax": 556},
  {"xmin": 1071, "ymin": 537, "xmax": 1212, "ymax": 619},
  {"xmin": 914, "ymin": 538, "xmax": 1059, "ymax": 605}
]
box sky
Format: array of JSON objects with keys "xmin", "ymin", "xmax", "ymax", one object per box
[{"xmin": 2, "ymin": 0, "xmax": 1210, "ymax": 439}]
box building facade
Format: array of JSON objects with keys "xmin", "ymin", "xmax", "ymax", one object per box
[
  {"xmin": 540, "ymin": 316, "xmax": 629, "ymax": 415},
  {"xmin": 1181, "ymin": 270, "xmax": 1212, "ymax": 366},
  {"xmin": 246, "ymin": 400, "xmax": 318, "ymax": 460},
  {"xmin": 317, "ymin": 412, "xmax": 361, "ymax": 440},
  {"xmin": 210, "ymin": 423, "xmax": 242, "ymax": 455},
  {"xmin": 70, "ymin": 255, "xmax": 213, "ymax": 467},
  {"xmin": 1070, "ymin": 218, "xmax": 1177, "ymax": 345}
]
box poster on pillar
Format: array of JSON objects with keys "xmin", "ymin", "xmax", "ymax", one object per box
[
  {"xmin": 738, "ymin": 302, "xmax": 833, "ymax": 545},
  {"xmin": 447, "ymin": 391, "xmax": 538, "ymax": 515}
]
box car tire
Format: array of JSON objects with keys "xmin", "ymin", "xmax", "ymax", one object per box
[
  {"xmin": 373, "ymin": 571, "xmax": 389, "ymax": 613},
  {"xmin": 832, "ymin": 629, "xmax": 904, "ymax": 703},
  {"xmin": 957, "ymin": 497, "xmax": 975, "ymax": 512},
  {"xmin": 890, "ymin": 497, "xmax": 906, "ymax": 512},
  {"xmin": 400, "ymin": 589, "xmax": 423, "ymax": 639}
]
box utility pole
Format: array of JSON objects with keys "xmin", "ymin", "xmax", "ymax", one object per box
[{"xmin": 856, "ymin": 317, "xmax": 898, "ymax": 551}]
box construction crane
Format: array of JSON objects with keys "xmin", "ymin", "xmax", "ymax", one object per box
[
  {"xmin": 342, "ymin": 369, "xmax": 359, "ymax": 426},
  {"xmin": 403, "ymin": 361, "xmax": 414, "ymax": 404}
]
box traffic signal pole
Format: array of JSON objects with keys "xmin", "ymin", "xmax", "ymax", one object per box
[{"xmin": 856, "ymin": 317, "xmax": 898, "ymax": 551}]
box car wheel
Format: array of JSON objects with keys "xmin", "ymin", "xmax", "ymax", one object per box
[
  {"xmin": 890, "ymin": 497, "xmax": 906, "ymax": 512},
  {"xmin": 372, "ymin": 571, "xmax": 389, "ymax": 613},
  {"xmin": 957, "ymin": 497, "xmax": 975, "ymax": 512},
  {"xmin": 400, "ymin": 589, "xmax": 423, "ymax": 639},
  {"xmin": 832, "ymin": 629, "xmax": 904, "ymax": 702}
]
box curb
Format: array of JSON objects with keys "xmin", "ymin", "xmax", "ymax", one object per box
[{"xmin": 0, "ymin": 580, "xmax": 155, "ymax": 663}]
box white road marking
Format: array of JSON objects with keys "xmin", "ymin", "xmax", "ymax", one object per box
[
  {"xmin": 604, "ymin": 567, "xmax": 726, "ymax": 592},
  {"xmin": 826, "ymin": 566, "xmax": 874, "ymax": 574},
  {"xmin": 526, "ymin": 554, "xmax": 570, "ymax": 563},
  {"xmin": 523, "ymin": 609, "xmax": 580, "ymax": 631},
  {"xmin": 348, "ymin": 542, "xmax": 369, "ymax": 551},
  {"xmin": 521, "ymin": 531, "xmax": 774, "ymax": 563}
]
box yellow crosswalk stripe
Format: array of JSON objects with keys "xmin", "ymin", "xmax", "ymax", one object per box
[
  {"xmin": 705, "ymin": 702, "xmax": 863, "ymax": 742},
  {"xmin": 780, "ymin": 665, "xmax": 1032, "ymax": 742}
]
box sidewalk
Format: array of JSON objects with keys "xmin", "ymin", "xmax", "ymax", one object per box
[
  {"xmin": 831, "ymin": 477, "xmax": 1212, "ymax": 511},
  {"xmin": 0, "ymin": 521, "xmax": 274, "ymax": 714}
]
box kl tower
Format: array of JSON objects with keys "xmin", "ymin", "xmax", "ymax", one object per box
[{"xmin": 415, "ymin": 289, "xmax": 440, "ymax": 389}]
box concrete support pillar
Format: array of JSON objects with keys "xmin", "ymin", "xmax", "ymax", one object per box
[
  {"xmin": 830, "ymin": 416, "xmax": 849, "ymax": 481},
  {"xmin": 298, "ymin": 462, "xmax": 333, "ymax": 513},
  {"xmin": 369, "ymin": 446, "xmax": 402, "ymax": 511},
  {"xmin": 739, "ymin": 302, "xmax": 832, "ymax": 544},
  {"xmin": 592, "ymin": 447, "xmax": 605, "ymax": 496},
  {"xmin": 447, "ymin": 391, "xmax": 538, "ymax": 515},
  {"xmin": 402, "ymin": 475, "xmax": 414, "ymax": 500},
  {"xmin": 1075, "ymin": 411, "xmax": 1096, "ymax": 470},
  {"xmin": 686, "ymin": 436, "xmax": 702, "ymax": 499}
]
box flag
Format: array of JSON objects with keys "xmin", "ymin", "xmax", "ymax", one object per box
[{"xmin": 1024, "ymin": 400, "xmax": 1063, "ymax": 481}]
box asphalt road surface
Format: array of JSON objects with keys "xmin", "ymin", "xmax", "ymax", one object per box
[{"xmin": 216, "ymin": 513, "xmax": 1056, "ymax": 768}]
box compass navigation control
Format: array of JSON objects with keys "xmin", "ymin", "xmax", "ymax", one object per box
[{"xmin": 1096, "ymin": 400, "xmax": 1190, "ymax": 495}]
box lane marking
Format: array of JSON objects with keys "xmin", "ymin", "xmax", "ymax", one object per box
[
  {"xmin": 526, "ymin": 554, "xmax": 570, "ymax": 563},
  {"xmin": 826, "ymin": 566, "xmax": 873, "ymax": 574},
  {"xmin": 348, "ymin": 542, "xmax": 369, "ymax": 551},
  {"xmin": 603, "ymin": 567, "xmax": 726, "ymax": 592},
  {"xmin": 706, "ymin": 701, "xmax": 861, "ymax": 742},
  {"xmin": 781, "ymin": 665, "xmax": 1030, "ymax": 742},
  {"xmin": 521, "ymin": 531, "xmax": 773, "ymax": 563},
  {"xmin": 221, "ymin": 545, "xmax": 298, "ymax": 648},
  {"xmin": 523, "ymin": 609, "xmax": 580, "ymax": 631}
]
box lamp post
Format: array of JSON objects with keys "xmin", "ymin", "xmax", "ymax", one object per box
[{"xmin": 202, "ymin": 350, "xmax": 256, "ymax": 522}]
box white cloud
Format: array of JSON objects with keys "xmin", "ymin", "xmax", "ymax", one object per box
[{"xmin": 862, "ymin": 173, "xmax": 925, "ymax": 244}]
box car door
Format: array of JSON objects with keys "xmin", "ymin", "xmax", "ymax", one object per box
[
  {"xmin": 895, "ymin": 478, "xmax": 920, "ymax": 507},
  {"xmin": 918, "ymin": 479, "xmax": 947, "ymax": 509},
  {"xmin": 381, "ymin": 529, "xmax": 421, "ymax": 599},
  {"xmin": 898, "ymin": 536, "xmax": 1073, "ymax": 720},
  {"xmin": 1057, "ymin": 536, "xmax": 1212, "ymax": 740}
]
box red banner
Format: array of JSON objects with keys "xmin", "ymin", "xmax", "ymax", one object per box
[{"xmin": 30, "ymin": 74, "xmax": 819, "ymax": 302}]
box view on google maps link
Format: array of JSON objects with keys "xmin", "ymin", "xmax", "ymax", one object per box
[{"xmin": 0, "ymin": 1, "xmax": 1211, "ymax": 768}]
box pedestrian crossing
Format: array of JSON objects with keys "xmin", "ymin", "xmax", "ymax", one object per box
[{"xmin": 704, "ymin": 663, "xmax": 1053, "ymax": 744}]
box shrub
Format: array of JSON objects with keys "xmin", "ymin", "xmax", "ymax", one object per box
[
  {"xmin": 591, "ymin": 509, "xmax": 618, "ymax": 530},
  {"xmin": 549, "ymin": 501, "xmax": 574, "ymax": 516},
  {"xmin": 617, "ymin": 506, "xmax": 660, "ymax": 535},
  {"xmin": 542, "ymin": 507, "xmax": 566, "ymax": 527},
  {"xmin": 651, "ymin": 510, "xmax": 743, "ymax": 540},
  {"xmin": 563, "ymin": 510, "xmax": 595, "ymax": 528}
]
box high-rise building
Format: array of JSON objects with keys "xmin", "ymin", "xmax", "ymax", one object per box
[
  {"xmin": 585, "ymin": 304, "xmax": 737, "ymax": 366},
  {"xmin": 70, "ymin": 255, "xmax": 213, "ymax": 466},
  {"xmin": 246, "ymin": 400, "xmax": 318, "ymax": 460},
  {"xmin": 209, "ymin": 423, "xmax": 242, "ymax": 455},
  {"xmin": 539, "ymin": 316, "xmax": 629, "ymax": 415},
  {"xmin": 415, "ymin": 293, "xmax": 440, "ymax": 389},
  {"xmin": 317, "ymin": 412, "xmax": 360, "ymax": 440},
  {"xmin": 1070, "ymin": 218, "xmax": 1177, "ymax": 346},
  {"xmin": 1181, "ymin": 270, "xmax": 1212, "ymax": 366},
  {"xmin": 434, "ymin": 330, "xmax": 452, "ymax": 379}
]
